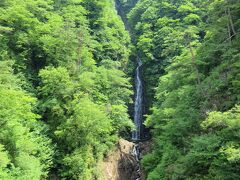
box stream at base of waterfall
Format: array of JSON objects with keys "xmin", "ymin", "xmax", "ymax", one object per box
[{"xmin": 132, "ymin": 144, "xmax": 141, "ymax": 180}]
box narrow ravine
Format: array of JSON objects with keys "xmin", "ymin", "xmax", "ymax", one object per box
[{"xmin": 114, "ymin": 1, "xmax": 145, "ymax": 179}]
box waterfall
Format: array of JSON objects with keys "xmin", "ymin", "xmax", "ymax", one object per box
[
  {"xmin": 114, "ymin": 2, "xmax": 144, "ymax": 179},
  {"xmin": 132, "ymin": 59, "xmax": 143, "ymax": 141}
]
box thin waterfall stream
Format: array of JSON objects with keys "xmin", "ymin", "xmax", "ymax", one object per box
[
  {"xmin": 132, "ymin": 59, "xmax": 143, "ymax": 141},
  {"xmin": 132, "ymin": 59, "xmax": 143, "ymax": 179}
]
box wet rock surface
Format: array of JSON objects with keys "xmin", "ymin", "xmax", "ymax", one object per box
[{"xmin": 101, "ymin": 139, "xmax": 140, "ymax": 180}]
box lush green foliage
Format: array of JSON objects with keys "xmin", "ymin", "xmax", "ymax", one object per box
[
  {"xmin": 127, "ymin": 0, "xmax": 210, "ymax": 109},
  {"xmin": 0, "ymin": 61, "xmax": 53, "ymax": 179},
  {"xmin": 126, "ymin": 0, "xmax": 240, "ymax": 179},
  {"xmin": 0, "ymin": 0, "xmax": 133, "ymax": 179},
  {"xmin": 1, "ymin": 0, "xmax": 240, "ymax": 179}
]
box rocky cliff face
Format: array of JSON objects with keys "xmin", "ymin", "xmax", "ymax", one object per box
[
  {"xmin": 100, "ymin": 139, "xmax": 138, "ymax": 180},
  {"xmin": 100, "ymin": 139, "xmax": 152, "ymax": 180}
]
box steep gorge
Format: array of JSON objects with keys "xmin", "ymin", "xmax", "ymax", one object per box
[{"xmin": 103, "ymin": 1, "xmax": 149, "ymax": 179}]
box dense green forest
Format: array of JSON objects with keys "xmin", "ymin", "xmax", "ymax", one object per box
[
  {"xmin": 0, "ymin": 0, "xmax": 133, "ymax": 179},
  {"xmin": 0, "ymin": 0, "xmax": 240, "ymax": 179},
  {"xmin": 121, "ymin": 0, "xmax": 240, "ymax": 179}
]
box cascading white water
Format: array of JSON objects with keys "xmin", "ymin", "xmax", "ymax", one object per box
[
  {"xmin": 132, "ymin": 144, "xmax": 141, "ymax": 180},
  {"xmin": 132, "ymin": 60, "xmax": 143, "ymax": 141}
]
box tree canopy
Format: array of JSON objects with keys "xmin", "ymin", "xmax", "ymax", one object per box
[
  {"xmin": 0, "ymin": 0, "xmax": 240, "ymax": 179},
  {"xmin": 0, "ymin": 0, "xmax": 133, "ymax": 179},
  {"xmin": 125, "ymin": 0, "xmax": 240, "ymax": 179}
]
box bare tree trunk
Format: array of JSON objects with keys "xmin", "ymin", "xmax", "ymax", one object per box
[
  {"xmin": 225, "ymin": 10, "xmax": 232, "ymax": 43},
  {"xmin": 228, "ymin": 7, "xmax": 236, "ymax": 36}
]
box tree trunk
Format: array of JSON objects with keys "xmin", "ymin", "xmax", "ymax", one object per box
[
  {"xmin": 228, "ymin": 7, "xmax": 236, "ymax": 37},
  {"xmin": 225, "ymin": 10, "xmax": 232, "ymax": 43}
]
